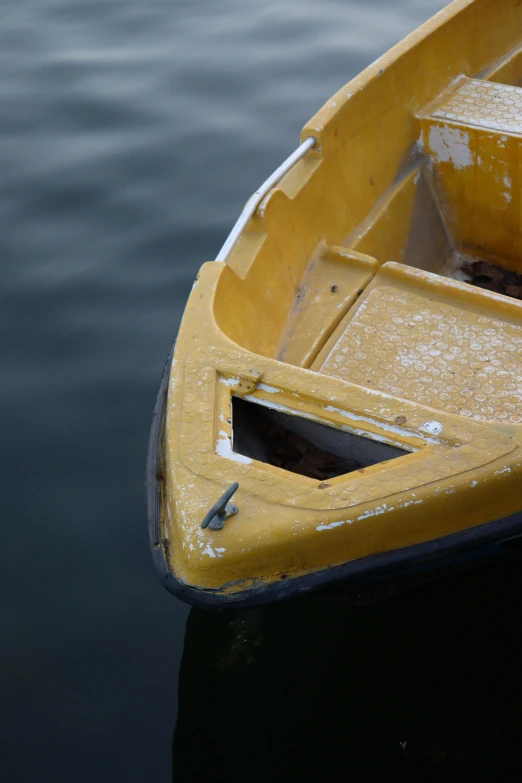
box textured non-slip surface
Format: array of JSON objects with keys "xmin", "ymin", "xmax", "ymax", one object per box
[
  {"xmin": 431, "ymin": 78, "xmax": 522, "ymax": 135},
  {"xmin": 320, "ymin": 285, "xmax": 522, "ymax": 424}
]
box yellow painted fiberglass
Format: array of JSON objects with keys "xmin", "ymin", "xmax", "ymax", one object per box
[{"xmin": 147, "ymin": 0, "xmax": 522, "ymax": 607}]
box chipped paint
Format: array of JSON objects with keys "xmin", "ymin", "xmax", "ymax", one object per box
[
  {"xmin": 316, "ymin": 519, "xmax": 352, "ymax": 531},
  {"xmin": 357, "ymin": 505, "xmax": 390, "ymax": 520},
  {"xmin": 401, "ymin": 499, "xmax": 423, "ymax": 508},
  {"xmin": 316, "ymin": 498, "xmax": 423, "ymax": 532},
  {"xmin": 215, "ymin": 430, "xmax": 252, "ymax": 464},
  {"xmin": 244, "ymin": 393, "xmax": 419, "ymax": 451},
  {"xmin": 219, "ymin": 376, "xmax": 240, "ymax": 387},
  {"xmin": 428, "ymin": 124, "xmax": 472, "ymax": 169},
  {"xmin": 503, "ymin": 174, "xmax": 512, "ymax": 202},
  {"xmin": 324, "ymin": 405, "xmax": 429, "ymax": 445},
  {"xmin": 419, "ymin": 420, "xmax": 442, "ymax": 436},
  {"xmin": 257, "ymin": 383, "xmax": 279, "ymax": 394}
]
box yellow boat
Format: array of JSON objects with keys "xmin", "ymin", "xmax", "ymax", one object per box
[{"xmin": 147, "ymin": 0, "xmax": 522, "ymax": 607}]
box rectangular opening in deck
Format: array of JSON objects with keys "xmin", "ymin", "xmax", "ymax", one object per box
[{"xmin": 232, "ymin": 396, "xmax": 409, "ymax": 481}]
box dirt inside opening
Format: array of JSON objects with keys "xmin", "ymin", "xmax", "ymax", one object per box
[
  {"xmin": 451, "ymin": 257, "xmax": 522, "ymax": 299},
  {"xmin": 232, "ymin": 396, "xmax": 409, "ymax": 481}
]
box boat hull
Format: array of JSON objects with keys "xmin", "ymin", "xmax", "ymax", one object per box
[{"xmin": 147, "ymin": 346, "xmax": 522, "ymax": 609}]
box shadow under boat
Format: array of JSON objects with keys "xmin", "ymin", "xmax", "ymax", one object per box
[{"xmin": 173, "ymin": 554, "xmax": 522, "ymax": 782}]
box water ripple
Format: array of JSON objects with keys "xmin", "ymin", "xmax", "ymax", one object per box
[{"xmin": 0, "ymin": 2, "xmax": 448, "ymax": 780}]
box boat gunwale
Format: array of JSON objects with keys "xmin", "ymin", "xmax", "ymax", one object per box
[{"xmin": 300, "ymin": 0, "xmax": 489, "ymax": 153}]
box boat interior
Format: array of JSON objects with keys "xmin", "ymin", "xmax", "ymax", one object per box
[
  {"xmin": 207, "ymin": 23, "xmax": 522, "ymax": 436},
  {"xmin": 215, "ymin": 49, "xmax": 522, "ymax": 367}
]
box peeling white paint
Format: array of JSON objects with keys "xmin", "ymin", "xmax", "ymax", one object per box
[
  {"xmin": 428, "ymin": 125, "xmax": 472, "ymax": 169},
  {"xmin": 316, "ymin": 496, "xmax": 424, "ymax": 533},
  {"xmin": 316, "ymin": 519, "xmax": 351, "ymax": 531},
  {"xmin": 325, "ymin": 405, "xmax": 433, "ymax": 445},
  {"xmin": 202, "ymin": 544, "xmax": 217, "ymax": 558},
  {"xmin": 216, "ymin": 430, "xmax": 252, "ymax": 464},
  {"xmin": 257, "ymin": 383, "xmax": 279, "ymax": 394},
  {"xmin": 325, "ymin": 405, "xmax": 407, "ymax": 437},
  {"xmin": 219, "ymin": 377, "xmax": 239, "ymax": 387},
  {"xmin": 247, "ymin": 394, "xmax": 419, "ymax": 451},
  {"xmin": 419, "ymin": 420, "xmax": 442, "ymax": 436},
  {"xmin": 357, "ymin": 505, "xmax": 390, "ymax": 520}
]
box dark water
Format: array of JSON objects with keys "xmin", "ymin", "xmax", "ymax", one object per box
[{"xmin": 4, "ymin": 1, "xmax": 522, "ymax": 780}]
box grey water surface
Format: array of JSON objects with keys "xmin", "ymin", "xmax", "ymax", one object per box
[{"xmin": 5, "ymin": 1, "xmax": 522, "ymax": 781}]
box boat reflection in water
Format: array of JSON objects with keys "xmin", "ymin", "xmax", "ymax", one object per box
[{"xmin": 173, "ymin": 555, "xmax": 522, "ymax": 781}]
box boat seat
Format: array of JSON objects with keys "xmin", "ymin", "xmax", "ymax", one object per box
[
  {"xmin": 419, "ymin": 76, "xmax": 522, "ymax": 266},
  {"xmin": 313, "ymin": 260, "xmax": 522, "ymax": 426},
  {"xmin": 276, "ymin": 245, "xmax": 378, "ymax": 368},
  {"xmin": 425, "ymin": 76, "xmax": 522, "ymax": 136}
]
